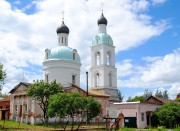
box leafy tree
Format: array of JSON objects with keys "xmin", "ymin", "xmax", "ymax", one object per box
[
  {"xmin": 127, "ymin": 96, "xmax": 144, "ymax": 102},
  {"xmin": 48, "ymin": 92, "xmax": 101, "ymax": 131},
  {"xmin": 0, "ymin": 64, "xmax": 6, "ymax": 89},
  {"xmin": 153, "ymin": 102, "xmax": 180, "ymax": 128},
  {"xmin": 118, "ymin": 90, "xmax": 123, "ymax": 102},
  {"xmin": 127, "ymin": 89, "xmax": 152, "ymax": 102},
  {"xmin": 143, "ymin": 89, "xmax": 152, "ymax": 100},
  {"xmin": 27, "ymin": 80, "xmax": 62, "ymax": 125}
]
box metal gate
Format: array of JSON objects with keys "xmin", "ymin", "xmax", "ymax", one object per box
[{"xmin": 124, "ymin": 117, "xmax": 137, "ymax": 128}]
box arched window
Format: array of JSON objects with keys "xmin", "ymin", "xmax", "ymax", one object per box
[
  {"xmin": 96, "ymin": 52, "xmax": 101, "ymax": 65},
  {"xmin": 109, "ymin": 73, "xmax": 112, "ymax": 86},
  {"xmin": 45, "ymin": 49, "xmax": 48, "ymax": 59},
  {"xmin": 96, "ymin": 36, "xmax": 99, "ymax": 44},
  {"xmin": 73, "ymin": 53, "xmax": 75, "ymax": 60},
  {"xmin": 72, "ymin": 75, "xmax": 76, "ymax": 84},
  {"xmin": 65, "ymin": 38, "xmax": 67, "ymax": 44},
  {"xmin": 107, "ymin": 52, "xmax": 110, "ymax": 65},
  {"xmin": 62, "ymin": 37, "xmax": 63, "ymax": 43},
  {"xmin": 96, "ymin": 38, "xmax": 98, "ymax": 44},
  {"xmin": 96, "ymin": 73, "xmax": 100, "ymax": 87}
]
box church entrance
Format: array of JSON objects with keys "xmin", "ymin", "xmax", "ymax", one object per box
[{"xmin": 146, "ymin": 111, "xmax": 152, "ymax": 126}]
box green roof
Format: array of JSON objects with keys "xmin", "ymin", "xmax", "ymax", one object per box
[
  {"xmin": 92, "ymin": 33, "xmax": 113, "ymax": 46},
  {"xmin": 46, "ymin": 46, "xmax": 81, "ymax": 63}
]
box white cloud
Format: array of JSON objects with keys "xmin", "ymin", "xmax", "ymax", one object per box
[
  {"xmin": 0, "ymin": 0, "xmax": 169, "ymax": 93},
  {"xmin": 141, "ymin": 49, "xmax": 180, "ymax": 83}
]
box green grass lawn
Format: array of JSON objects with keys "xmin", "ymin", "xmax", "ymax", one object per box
[
  {"xmin": 0, "ymin": 120, "xmax": 179, "ymax": 131},
  {"xmin": 0, "ymin": 120, "xmax": 57, "ymax": 130},
  {"xmin": 0, "ymin": 120, "xmax": 104, "ymax": 130}
]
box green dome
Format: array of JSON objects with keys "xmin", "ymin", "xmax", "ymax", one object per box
[
  {"xmin": 48, "ymin": 46, "xmax": 81, "ymax": 63},
  {"xmin": 92, "ymin": 33, "xmax": 113, "ymax": 46}
]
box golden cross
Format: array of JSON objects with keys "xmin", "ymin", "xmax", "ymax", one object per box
[
  {"xmin": 101, "ymin": 2, "xmax": 104, "ymax": 13},
  {"xmin": 62, "ymin": 11, "xmax": 64, "ymax": 21}
]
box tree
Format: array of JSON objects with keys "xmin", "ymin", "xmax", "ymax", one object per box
[
  {"xmin": 152, "ymin": 102, "xmax": 180, "ymax": 128},
  {"xmin": 127, "ymin": 89, "xmax": 152, "ymax": 102},
  {"xmin": 0, "ymin": 64, "xmax": 6, "ymax": 82},
  {"xmin": 0, "ymin": 64, "xmax": 6, "ymax": 89},
  {"xmin": 162, "ymin": 90, "xmax": 169, "ymax": 99},
  {"xmin": 48, "ymin": 92, "xmax": 101, "ymax": 131},
  {"xmin": 127, "ymin": 97, "xmax": 132, "ymax": 102},
  {"xmin": 27, "ymin": 80, "xmax": 62, "ymax": 125},
  {"xmin": 127, "ymin": 96, "xmax": 144, "ymax": 102},
  {"xmin": 155, "ymin": 89, "xmax": 169, "ymax": 99},
  {"xmin": 143, "ymin": 89, "xmax": 152, "ymax": 100},
  {"xmin": 118, "ymin": 90, "xmax": 123, "ymax": 102}
]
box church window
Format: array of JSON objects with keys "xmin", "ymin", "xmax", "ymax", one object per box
[
  {"xmin": 109, "ymin": 73, "xmax": 112, "ymax": 86},
  {"xmin": 96, "ymin": 38, "xmax": 98, "ymax": 44},
  {"xmin": 96, "ymin": 73, "xmax": 99, "ymax": 87},
  {"xmin": 15, "ymin": 105, "xmax": 18, "ymax": 114},
  {"xmin": 96, "ymin": 52, "xmax": 101, "ymax": 65},
  {"xmin": 141, "ymin": 112, "xmax": 144, "ymax": 121},
  {"xmin": 72, "ymin": 75, "xmax": 76, "ymax": 84},
  {"xmin": 65, "ymin": 38, "xmax": 67, "ymax": 44},
  {"xmin": 96, "ymin": 36, "xmax": 99, "ymax": 44},
  {"xmin": 73, "ymin": 53, "xmax": 76, "ymax": 60},
  {"xmin": 107, "ymin": 52, "xmax": 110, "ymax": 65},
  {"xmin": 62, "ymin": 37, "xmax": 63, "ymax": 43},
  {"xmin": 45, "ymin": 49, "xmax": 48, "ymax": 59},
  {"xmin": 108, "ymin": 38, "xmax": 109, "ymax": 44},
  {"xmin": 25, "ymin": 104, "xmax": 28, "ymax": 114}
]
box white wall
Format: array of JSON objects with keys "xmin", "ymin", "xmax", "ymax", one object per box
[{"xmin": 43, "ymin": 60, "xmax": 81, "ymax": 87}]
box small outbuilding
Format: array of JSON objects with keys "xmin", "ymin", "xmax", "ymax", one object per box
[{"xmin": 0, "ymin": 96, "xmax": 10, "ymax": 120}]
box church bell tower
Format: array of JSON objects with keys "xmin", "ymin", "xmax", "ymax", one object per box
[{"xmin": 89, "ymin": 13, "xmax": 119, "ymax": 102}]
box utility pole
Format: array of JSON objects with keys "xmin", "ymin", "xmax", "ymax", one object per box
[{"xmin": 86, "ymin": 71, "xmax": 88, "ymax": 125}]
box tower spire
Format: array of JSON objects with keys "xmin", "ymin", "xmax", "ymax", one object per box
[
  {"xmin": 101, "ymin": 2, "xmax": 104, "ymax": 13},
  {"xmin": 62, "ymin": 11, "xmax": 64, "ymax": 22}
]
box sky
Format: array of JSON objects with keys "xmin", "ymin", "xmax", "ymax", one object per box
[{"xmin": 0, "ymin": 0, "xmax": 180, "ymax": 101}]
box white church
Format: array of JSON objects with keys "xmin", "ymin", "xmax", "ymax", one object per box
[
  {"xmin": 8, "ymin": 12, "xmax": 119, "ymax": 124},
  {"xmin": 43, "ymin": 12, "xmax": 119, "ymax": 102}
]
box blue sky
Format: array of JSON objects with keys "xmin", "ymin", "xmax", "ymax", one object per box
[{"xmin": 1, "ymin": 0, "xmax": 180, "ymax": 100}]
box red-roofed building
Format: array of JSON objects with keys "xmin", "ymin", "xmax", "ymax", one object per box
[{"xmin": 0, "ymin": 96, "xmax": 10, "ymax": 120}]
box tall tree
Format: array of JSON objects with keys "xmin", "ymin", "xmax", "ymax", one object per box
[
  {"xmin": 118, "ymin": 90, "xmax": 123, "ymax": 102},
  {"xmin": 48, "ymin": 92, "xmax": 101, "ymax": 131},
  {"xmin": 162, "ymin": 90, "xmax": 169, "ymax": 99},
  {"xmin": 27, "ymin": 80, "xmax": 62, "ymax": 125},
  {"xmin": 127, "ymin": 97, "xmax": 132, "ymax": 102},
  {"xmin": 155, "ymin": 89, "xmax": 163, "ymax": 98},
  {"xmin": 155, "ymin": 89, "xmax": 169, "ymax": 99},
  {"xmin": 127, "ymin": 96, "xmax": 144, "ymax": 102},
  {"xmin": 143, "ymin": 89, "xmax": 152, "ymax": 100}
]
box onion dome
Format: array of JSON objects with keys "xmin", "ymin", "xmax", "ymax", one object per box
[
  {"xmin": 97, "ymin": 13, "xmax": 108, "ymax": 25},
  {"xmin": 92, "ymin": 33, "xmax": 113, "ymax": 46},
  {"xmin": 47, "ymin": 46, "xmax": 81, "ymax": 63},
  {"xmin": 56, "ymin": 21, "xmax": 69, "ymax": 34}
]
